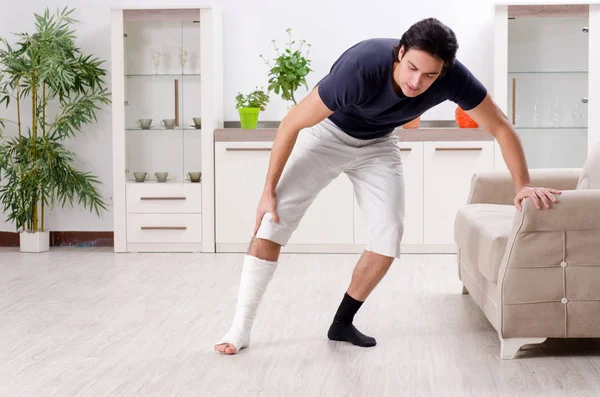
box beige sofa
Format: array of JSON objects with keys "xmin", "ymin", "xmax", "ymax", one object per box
[{"xmin": 454, "ymin": 143, "xmax": 600, "ymax": 359}]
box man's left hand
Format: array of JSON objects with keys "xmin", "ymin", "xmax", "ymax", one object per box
[{"xmin": 514, "ymin": 186, "xmax": 562, "ymax": 212}]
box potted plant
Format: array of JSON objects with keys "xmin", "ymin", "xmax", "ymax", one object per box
[
  {"xmin": 260, "ymin": 28, "xmax": 312, "ymax": 112},
  {"xmin": 235, "ymin": 87, "xmax": 269, "ymax": 129},
  {"xmin": 0, "ymin": 7, "xmax": 110, "ymax": 252}
]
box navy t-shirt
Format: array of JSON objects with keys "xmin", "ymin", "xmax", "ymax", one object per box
[{"xmin": 316, "ymin": 38, "xmax": 487, "ymax": 140}]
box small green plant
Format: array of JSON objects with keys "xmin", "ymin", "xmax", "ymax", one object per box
[
  {"xmin": 235, "ymin": 87, "xmax": 269, "ymax": 111},
  {"xmin": 259, "ymin": 28, "xmax": 312, "ymax": 106}
]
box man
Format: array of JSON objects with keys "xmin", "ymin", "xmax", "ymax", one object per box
[{"xmin": 214, "ymin": 18, "xmax": 561, "ymax": 355}]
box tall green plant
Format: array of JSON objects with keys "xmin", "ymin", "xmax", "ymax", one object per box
[
  {"xmin": 0, "ymin": 7, "xmax": 110, "ymax": 233},
  {"xmin": 259, "ymin": 28, "xmax": 312, "ymax": 106}
]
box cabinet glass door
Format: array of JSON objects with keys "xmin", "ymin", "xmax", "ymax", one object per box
[
  {"xmin": 507, "ymin": 8, "xmax": 589, "ymax": 168},
  {"xmin": 123, "ymin": 18, "xmax": 201, "ymax": 183}
]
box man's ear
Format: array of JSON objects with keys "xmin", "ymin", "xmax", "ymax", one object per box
[{"xmin": 398, "ymin": 45, "xmax": 406, "ymax": 61}]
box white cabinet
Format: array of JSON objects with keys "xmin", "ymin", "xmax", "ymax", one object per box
[
  {"xmin": 111, "ymin": 6, "xmax": 223, "ymax": 253},
  {"xmin": 289, "ymin": 174, "xmax": 353, "ymax": 245},
  {"xmin": 215, "ymin": 138, "xmax": 494, "ymax": 253},
  {"xmin": 215, "ymin": 142, "xmax": 271, "ymax": 244},
  {"xmin": 354, "ymin": 141, "xmax": 424, "ymax": 246},
  {"xmin": 215, "ymin": 142, "xmax": 354, "ymax": 247},
  {"xmin": 423, "ymin": 141, "xmax": 494, "ymax": 246}
]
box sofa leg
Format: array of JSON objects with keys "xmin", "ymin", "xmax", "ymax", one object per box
[
  {"xmin": 462, "ymin": 284, "xmax": 469, "ymax": 294},
  {"xmin": 500, "ymin": 337, "xmax": 547, "ymax": 359}
]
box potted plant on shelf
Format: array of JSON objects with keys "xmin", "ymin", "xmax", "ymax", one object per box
[
  {"xmin": 235, "ymin": 87, "xmax": 269, "ymax": 129},
  {"xmin": 0, "ymin": 7, "xmax": 110, "ymax": 252},
  {"xmin": 260, "ymin": 28, "xmax": 312, "ymax": 112}
]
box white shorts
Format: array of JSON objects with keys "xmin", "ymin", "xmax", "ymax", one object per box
[{"xmin": 256, "ymin": 118, "xmax": 405, "ymax": 258}]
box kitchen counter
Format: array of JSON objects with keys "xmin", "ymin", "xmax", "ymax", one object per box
[{"xmin": 214, "ymin": 127, "xmax": 494, "ymax": 142}]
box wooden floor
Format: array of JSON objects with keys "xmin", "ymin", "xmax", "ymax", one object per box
[{"xmin": 2, "ymin": 248, "xmax": 600, "ymax": 397}]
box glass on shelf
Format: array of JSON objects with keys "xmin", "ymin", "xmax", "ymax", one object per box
[
  {"xmin": 550, "ymin": 99, "xmax": 562, "ymax": 127},
  {"xmin": 508, "ymin": 71, "xmax": 588, "ymax": 129}
]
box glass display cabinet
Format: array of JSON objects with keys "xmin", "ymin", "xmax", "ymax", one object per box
[
  {"xmin": 493, "ymin": 3, "xmax": 600, "ymax": 170},
  {"xmin": 111, "ymin": 7, "xmax": 223, "ymax": 253}
]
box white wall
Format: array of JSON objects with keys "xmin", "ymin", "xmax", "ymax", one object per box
[{"xmin": 0, "ymin": 0, "xmax": 548, "ymax": 231}]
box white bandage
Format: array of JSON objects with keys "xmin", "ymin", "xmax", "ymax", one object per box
[{"xmin": 215, "ymin": 255, "xmax": 277, "ymax": 352}]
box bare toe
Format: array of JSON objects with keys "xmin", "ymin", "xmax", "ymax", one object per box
[{"xmin": 214, "ymin": 343, "xmax": 237, "ymax": 355}]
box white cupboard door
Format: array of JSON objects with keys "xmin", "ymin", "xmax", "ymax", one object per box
[
  {"xmin": 288, "ymin": 172, "xmax": 354, "ymax": 245},
  {"xmin": 215, "ymin": 142, "xmax": 355, "ymax": 245},
  {"xmin": 354, "ymin": 141, "xmax": 424, "ymax": 245},
  {"xmin": 215, "ymin": 142, "xmax": 271, "ymax": 244},
  {"xmin": 423, "ymin": 141, "xmax": 494, "ymax": 245}
]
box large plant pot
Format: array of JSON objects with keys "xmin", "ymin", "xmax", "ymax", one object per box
[
  {"xmin": 238, "ymin": 107, "xmax": 260, "ymax": 129},
  {"xmin": 19, "ymin": 230, "xmax": 50, "ymax": 253}
]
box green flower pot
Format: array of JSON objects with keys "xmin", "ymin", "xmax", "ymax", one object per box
[{"xmin": 238, "ymin": 107, "xmax": 260, "ymax": 129}]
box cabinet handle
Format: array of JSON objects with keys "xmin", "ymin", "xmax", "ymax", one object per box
[
  {"xmin": 141, "ymin": 226, "xmax": 187, "ymax": 230},
  {"xmin": 399, "ymin": 148, "xmax": 412, "ymax": 152},
  {"xmin": 140, "ymin": 197, "xmax": 187, "ymax": 200},
  {"xmin": 512, "ymin": 78, "xmax": 516, "ymax": 125},
  {"xmin": 226, "ymin": 148, "xmax": 271, "ymax": 151},
  {"xmin": 435, "ymin": 147, "xmax": 483, "ymax": 151}
]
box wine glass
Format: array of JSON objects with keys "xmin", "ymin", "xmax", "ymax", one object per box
[
  {"xmin": 152, "ymin": 51, "xmax": 161, "ymax": 74},
  {"xmin": 179, "ymin": 48, "xmax": 188, "ymax": 72},
  {"xmin": 571, "ymin": 99, "xmax": 581, "ymax": 127},
  {"xmin": 532, "ymin": 99, "xmax": 540, "ymax": 127},
  {"xmin": 551, "ymin": 99, "xmax": 562, "ymax": 127}
]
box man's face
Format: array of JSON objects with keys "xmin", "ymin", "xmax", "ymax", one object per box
[{"xmin": 395, "ymin": 45, "xmax": 444, "ymax": 97}]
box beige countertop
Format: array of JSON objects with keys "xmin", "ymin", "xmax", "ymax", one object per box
[{"xmin": 214, "ymin": 127, "xmax": 494, "ymax": 142}]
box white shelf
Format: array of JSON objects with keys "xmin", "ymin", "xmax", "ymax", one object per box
[
  {"xmin": 125, "ymin": 73, "xmax": 201, "ymax": 77},
  {"xmin": 126, "ymin": 127, "xmax": 202, "ymax": 131},
  {"xmin": 126, "ymin": 180, "xmax": 202, "ymax": 184},
  {"xmin": 508, "ymin": 71, "xmax": 588, "ymax": 74},
  {"xmin": 514, "ymin": 126, "xmax": 587, "ymax": 130}
]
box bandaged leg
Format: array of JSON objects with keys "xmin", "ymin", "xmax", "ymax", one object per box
[{"xmin": 215, "ymin": 255, "xmax": 277, "ymax": 353}]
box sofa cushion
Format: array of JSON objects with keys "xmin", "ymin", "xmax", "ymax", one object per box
[
  {"xmin": 577, "ymin": 142, "xmax": 600, "ymax": 190},
  {"xmin": 455, "ymin": 204, "xmax": 516, "ymax": 283}
]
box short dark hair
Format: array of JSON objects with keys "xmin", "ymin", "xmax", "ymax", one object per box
[{"xmin": 392, "ymin": 18, "xmax": 458, "ymax": 77}]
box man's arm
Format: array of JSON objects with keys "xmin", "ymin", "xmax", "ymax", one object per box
[
  {"xmin": 465, "ymin": 93, "xmax": 561, "ymax": 211},
  {"xmin": 252, "ymin": 86, "xmax": 333, "ymax": 235},
  {"xmin": 263, "ymin": 86, "xmax": 333, "ymax": 194}
]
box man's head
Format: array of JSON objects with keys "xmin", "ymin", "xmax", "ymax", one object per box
[{"xmin": 392, "ymin": 18, "xmax": 458, "ymax": 97}]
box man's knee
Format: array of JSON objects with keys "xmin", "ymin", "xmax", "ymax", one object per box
[{"xmin": 248, "ymin": 237, "xmax": 281, "ymax": 262}]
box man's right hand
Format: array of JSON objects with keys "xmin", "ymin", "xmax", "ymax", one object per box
[{"xmin": 253, "ymin": 190, "xmax": 280, "ymax": 236}]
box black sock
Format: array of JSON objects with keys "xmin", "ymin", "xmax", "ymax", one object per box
[{"xmin": 327, "ymin": 292, "xmax": 376, "ymax": 347}]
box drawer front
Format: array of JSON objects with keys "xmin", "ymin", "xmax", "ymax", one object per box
[
  {"xmin": 423, "ymin": 141, "xmax": 494, "ymax": 245},
  {"xmin": 126, "ymin": 183, "xmax": 202, "ymax": 213},
  {"xmin": 127, "ymin": 214, "xmax": 202, "ymax": 243}
]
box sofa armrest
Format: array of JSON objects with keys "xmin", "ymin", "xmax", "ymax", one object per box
[
  {"xmin": 517, "ymin": 189, "xmax": 600, "ymax": 231},
  {"xmin": 467, "ymin": 168, "xmax": 581, "ymax": 205},
  {"xmin": 497, "ymin": 189, "xmax": 600, "ymax": 340}
]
